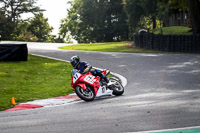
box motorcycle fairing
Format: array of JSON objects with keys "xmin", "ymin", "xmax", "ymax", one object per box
[
  {"xmin": 77, "ymin": 83, "xmax": 86, "ymax": 90},
  {"xmin": 71, "ymin": 72, "xmax": 100, "ymax": 95},
  {"xmin": 96, "ymin": 85, "xmax": 113, "ymax": 97}
]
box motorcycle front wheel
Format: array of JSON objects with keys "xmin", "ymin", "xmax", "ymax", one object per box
[
  {"xmin": 109, "ymin": 78, "xmax": 124, "ymax": 96},
  {"xmin": 75, "ymin": 85, "xmax": 95, "ymax": 101}
]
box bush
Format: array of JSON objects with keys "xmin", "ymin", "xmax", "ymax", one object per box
[{"xmin": 18, "ymin": 31, "xmax": 38, "ymax": 42}]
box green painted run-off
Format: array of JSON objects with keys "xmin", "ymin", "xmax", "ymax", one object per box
[{"xmin": 152, "ymin": 128, "xmax": 200, "ymax": 133}]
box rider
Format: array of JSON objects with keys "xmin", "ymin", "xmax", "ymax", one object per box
[{"xmin": 70, "ymin": 55, "xmax": 110, "ymax": 83}]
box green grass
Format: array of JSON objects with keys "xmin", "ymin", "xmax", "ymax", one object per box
[
  {"xmin": 0, "ymin": 55, "xmax": 73, "ymax": 111},
  {"xmin": 60, "ymin": 42, "xmax": 164, "ymax": 53},
  {"xmin": 154, "ymin": 26, "xmax": 192, "ymax": 35}
]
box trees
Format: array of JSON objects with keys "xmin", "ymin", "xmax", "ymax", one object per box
[
  {"xmin": 138, "ymin": 0, "xmax": 158, "ymax": 29},
  {"xmin": 16, "ymin": 21, "xmax": 38, "ymax": 42},
  {"xmin": 59, "ymin": 0, "xmax": 82, "ymax": 42},
  {"xmin": 0, "ymin": 0, "xmax": 55, "ymax": 42},
  {"xmin": 59, "ymin": 0, "xmax": 129, "ymax": 43},
  {"xmin": 1, "ymin": 0, "xmax": 199, "ymax": 43},
  {"xmin": 158, "ymin": 0, "xmax": 200, "ymax": 34},
  {"xmin": 0, "ymin": 0, "xmax": 41, "ymax": 24},
  {"xmin": 61, "ymin": 0, "xmax": 200, "ymax": 42},
  {"xmin": 28, "ymin": 13, "xmax": 53, "ymax": 42},
  {"xmin": 0, "ymin": 0, "xmax": 42, "ymax": 40},
  {"xmin": 123, "ymin": 0, "xmax": 144, "ymax": 36},
  {"xmin": 102, "ymin": 0, "xmax": 129, "ymax": 42},
  {"xmin": 187, "ymin": 0, "xmax": 200, "ymax": 34},
  {"xmin": 123, "ymin": 0, "xmax": 159, "ymax": 36},
  {"xmin": 0, "ymin": 9, "xmax": 15, "ymax": 40}
]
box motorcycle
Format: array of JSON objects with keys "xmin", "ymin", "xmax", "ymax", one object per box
[{"xmin": 71, "ymin": 67, "xmax": 124, "ymax": 101}]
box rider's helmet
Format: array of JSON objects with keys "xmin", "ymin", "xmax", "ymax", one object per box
[{"xmin": 70, "ymin": 55, "xmax": 80, "ymax": 68}]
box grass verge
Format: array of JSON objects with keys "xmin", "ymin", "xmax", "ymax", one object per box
[
  {"xmin": 0, "ymin": 55, "xmax": 73, "ymax": 111},
  {"xmin": 153, "ymin": 26, "xmax": 192, "ymax": 35},
  {"xmin": 60, "ymin": 42, "xmax": 166, "ymax": 53}
]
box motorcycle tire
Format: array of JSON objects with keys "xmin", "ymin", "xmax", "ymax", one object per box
[
  {"xmin": 109, "ymin": 78, "xmax": 124, "ymax": 96},
  {"xmin": 75, "ymin": 85, "xmax": 95, "ymax": 101}
]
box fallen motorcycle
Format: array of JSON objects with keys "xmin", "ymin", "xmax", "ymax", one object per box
[{"xmin": 71, "ymin": 67, "xmax": 124, "ymax": 101}]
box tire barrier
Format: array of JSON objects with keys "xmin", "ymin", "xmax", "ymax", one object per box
[
  {"xmin": 133, "ymin": 33, "xmax": 200, "ymax": 53},
  {"xmin": 0, "ymin": 43, "xmax": 28, "ymax": 61}
]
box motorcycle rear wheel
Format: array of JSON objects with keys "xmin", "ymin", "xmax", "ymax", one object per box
[
  {"xmin": 109, "ymin": 78, "xmax": 124, "ymax": 96},
  {"xmin": 75, "ymin": 85, "xmax": 95, "ymax": 101}
]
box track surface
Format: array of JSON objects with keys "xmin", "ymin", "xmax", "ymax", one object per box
[{"xmin": 0, "ymin": 43, "xmax": 200, "ymax": 133}]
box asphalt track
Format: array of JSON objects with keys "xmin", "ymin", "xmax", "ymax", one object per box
[{"xmin": 0, "ymin": 43, "xmax": 200, "ymax": 133}]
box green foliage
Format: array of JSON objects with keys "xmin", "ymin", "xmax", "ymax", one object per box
[
  {"xmin": 48, "ymin": 35, "xmax": 65, "ymax": 43},
  {"xmin": 0, "ymin": 0, "xmax": 42, "ymax": 23},
  {"xmin": 123, "ymin": 0, "xmax": 144, "ymax": 35},
  {"xmin": 2, "ymin": 13, "xmax": 54, "ymax": 42},
  {"xmin": 18, "ymin": 31, "xmax": 38, "ymax": 42},
  {"xmin": 0, "ymin": 0, "xmax": 43, "ymax": 40},
  {"xmin": 59, "ymin": 0, "xmax": 129, "ymax": 43},
  {"xmin": 1, "ymin": 0, "xmax": 199, "ymax": 42},
  {"xmin": 28, "ymin": 13, "xmax": 53, "ymax": 42},
  {"xmin": 0, "ymin": 0, "xmax": 64, "ymax": 42},
  {"xmin": 187, "ymin": 0, "xmax": 200, "ymax": 34},
  {"xmin": 13, "ymin": 21, "xmax": 38, "ymax": 41},
  {"xmin": 121, "ymin": 0, "xmax": 159, "ymax": 35},
  {"xmin": 59, "ymin": 0, "xmax": 195, "ymax": 42},
  {"xmin": 123, "ymin": 0, "xmax": 191, "ymax": 34},
  {"xmin": 168, "ymin": 0, "xmax": 188, "ymax": 12},
  {"xmin": 0, "ymin": 9, "xmax": 15, "ymax": 40}
]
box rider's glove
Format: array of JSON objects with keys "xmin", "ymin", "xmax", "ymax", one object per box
[
  {"xmin": 83, "ymin": 65, "xmax": 92, "ymax": 73},
  {"xmin": 83, "ymin": 68, "xmax": 88, "ymax": 73}
]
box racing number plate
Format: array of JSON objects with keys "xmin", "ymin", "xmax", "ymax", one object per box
[
  {"xmin": 73, "ymin": 73, "xmax": 81, "ymax": 83},
  {"xmin": 84, "ymin": 75, "xmax": 96, "ymax": 84}
]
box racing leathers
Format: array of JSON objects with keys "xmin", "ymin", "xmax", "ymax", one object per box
[{"xmin": 74, "ymin": 61, "xmax": 110, "ymax": 83}]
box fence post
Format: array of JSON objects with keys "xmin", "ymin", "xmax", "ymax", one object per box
[
  {"xmin": 149, "ymin": 34, "xmax": 153, "ymax": 50},
  {"xmin": 163, "ymin": 35, "xmax": 167, "ymax": 51},
  {"xmin": 180, "ymin": 35, "xmax": 184, "ymax": 52},
  {"xmin": 158, "ymin": 34, "xmax": 162, "ymax": 51},
  {"xmin": 165, "ymin": 35, "xmax": 170, "ymax": 52},
  {"xmin": 188, "ymin": 35, "xmax": 192, "ymax": 53},
  {"xmin": 185, "ymin": 35, "xmax": 189, "ymax": 53},
  {"xmin": 192, "ymin": 35, "xmax": 196, "ymax": 53},
  {"xmin": 197, "ymin": 34, "xmax": 200, "ymax": 53},
  {"xmin": 133, "ymin": 34, "xmax": 136, "ymax": 47},
  {"xmin": 177, "ymin": 35, "xmax": 181, "ymax": 52},
  {"xmin": 153, "ymin": 34, "xmax": 158, "ymax": 50},
  {"xmin": 133, "ymin": 34, "xmax": 138, "ymax": 47}
]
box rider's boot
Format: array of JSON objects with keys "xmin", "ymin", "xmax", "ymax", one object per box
[
  {"xmin": 100, "ymin": 72, "xmax": 110, "ymax": 84},
  {"xmin": 104, "ymin": 77, "xmax": 110, "ymax": 83}
]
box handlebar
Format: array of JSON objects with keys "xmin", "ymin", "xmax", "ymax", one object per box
[{"xmin": 88, "ymin": 65, "xmax": 92, "ymax": 72}]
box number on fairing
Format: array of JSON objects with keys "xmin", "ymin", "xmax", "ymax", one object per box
[
  {"xmin": 84, "ymin": 75, "xmax": 97, "ymax": 84},
  {"xmin": 73, "ymin": 73, "xmax": 81, "ymax": 83}
]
